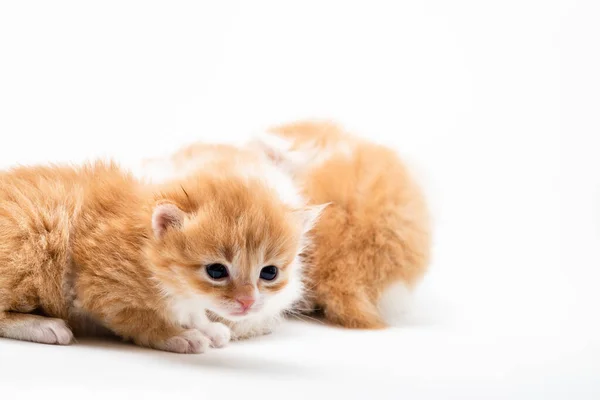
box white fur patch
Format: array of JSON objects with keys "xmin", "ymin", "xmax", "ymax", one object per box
[
  {"xmin": 234, "ymin": 155, "xmax": 305, "ymax": 208},
  {"xmin": 157, "ymin": 270, "xmax": 211, "ymax": 328},
  {"xmin": 377, "ymin": 281, "xmax": 414, "ymax": 326},
  {"xmin": 166, "ymin": 293, "xmax": 210, "ymax": 328}
]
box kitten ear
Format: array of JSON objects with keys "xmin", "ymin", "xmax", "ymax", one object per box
[
  {"xmin": 294, "ymin": 203, "xmax": 329, "ymax": 234},
  {"xmin": 248, "ymin": 132, "xmax": 310, "ymax": 173},
  {"xmin": 152, "ymin": 203, "xmax": 185, "ymax": 239},
  {"xmin": 249, "ymin": 132, "xmax": 292, "ymax": 163}
]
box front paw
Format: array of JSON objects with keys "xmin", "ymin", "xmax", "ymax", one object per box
[
  {"xmin": 155, "ymin": 329, "xmax": 211, "ymax": 354},
  {"xmin": 27, "ymin": 318, "xmax": 74, "ymax": 345},
  {"xmin": 198, "ymin": 322, "xmax": 231, "ymax": 348},
  {"xmin": 229, "ymin": 316, "xmax": 279, "ymax": 341}
]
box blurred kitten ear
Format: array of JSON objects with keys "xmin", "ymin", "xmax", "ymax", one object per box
[
  {"xmin": 152, "ymin": 203, "xmax": 185, "ymax": 239},
  {"xmin": 249, "ymin": 132, "xmax": 291, "ymax": 163},
  {"xmin": 295, "ymin": 203, "xmax": 329, "ymax": 234},
  {"xmin": 248, "ymin": 132, "xmax": 309, "ymax": 173}
]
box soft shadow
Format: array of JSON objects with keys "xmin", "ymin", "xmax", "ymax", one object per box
[
  {"xmin": 74, "ymin": 337, "xmax": 322, "ymax": 379},
  {"xmin": 159, "ymin": 351, "xmax": 321, "ymax": 378}
]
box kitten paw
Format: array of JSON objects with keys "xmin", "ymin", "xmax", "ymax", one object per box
[
  {"xmin": 229, "ymin": 316, "xmax": 279, "ymax": 340},
  {"xmin": 160, "ymin": 329, "xmax": 210, "ymax": 354},
  {"xmin": 29, "ymin": 318, "xmax": 74, "ymax": 345},
  {"xmin": 199, "ymin": 322, "xmax": 231, "ymax": 348},
  {"xmin": 231, "ymin": 326, "xmax": 273, "ymax": 341}
]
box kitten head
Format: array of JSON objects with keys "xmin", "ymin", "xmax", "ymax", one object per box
[{"xmin": 146, "ymin": 175, "xmax": 325, "ymax": 323}]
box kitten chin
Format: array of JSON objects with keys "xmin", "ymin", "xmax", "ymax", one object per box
[{"xmin": 135, "ymin": 143, "xmax": 324, "ymax": 340}]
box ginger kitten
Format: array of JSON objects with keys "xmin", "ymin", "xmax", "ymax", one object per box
[
  {"xmin": 135, "ymin": 143, "xmax": 324, "ymax": 339},
  {"xmin": 0, "ymin": 160, "xmax": 319, "ymax": 351},
  {"xmin": 250, "ymin": 121, "xmax": 431, "ymax": 329}
]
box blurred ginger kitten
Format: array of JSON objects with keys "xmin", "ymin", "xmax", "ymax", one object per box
[
  {"xmin": 0, "ymin": 159, "xmax": 319, "ymax": 351},
  {"xmin": 136, "ymin": 143, "xmax": 324, "ymax": 339},
  {"xmin": 250, "ymin": 121, "xmax": 431, "ymax": 328}
]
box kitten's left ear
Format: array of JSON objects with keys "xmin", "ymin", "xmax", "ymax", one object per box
[
  {"xmin": 294, "ymin": 203, "xmax": 329, "ymax": 234},
  {"xmin": 152, "ymin": 203, "xmax": 185, "ymax": 239},
  {"xmin": 248, "ymin": 132, "xmax": 312, "ymax": 174}
]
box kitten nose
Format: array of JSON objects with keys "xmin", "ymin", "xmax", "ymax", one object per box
[{"xmin": 236, "ymin": 296, "xmax": 255, "ymax": 310}]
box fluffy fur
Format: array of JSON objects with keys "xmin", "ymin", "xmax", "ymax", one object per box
[
  {"xmin": 249, "ymin": 121, "xmax": 431, "ymax": 329},
  {"xmin": 141, "ymin": 121, "xmax": 431, "ymax": 330},
  {"xmin": 0, "ymin": 159, "xmax": 317, "ymax": 351},
  {"xmin": 135, "ymin": 144, "xmax": 323, "ymax": 339}
]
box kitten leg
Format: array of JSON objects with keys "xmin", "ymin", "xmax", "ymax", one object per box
[
  {"xmin": 153, "ymin": 329, "xmax": 211, "ymax": 354},
  {"xmin": 192, "ymin": 313, "xmax": 231, "ymax": 348},
  {"xmin": 0, "ymin": 312, "xmax": 74, "ymax": 345},
  {"xmin": 103, "ymin": 308, "xmax": 211, "ymax": 354}
]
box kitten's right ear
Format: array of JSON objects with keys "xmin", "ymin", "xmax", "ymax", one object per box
[
  {"xmin": 294, "ymin": 203, "xmax": 330, "ymax": 234},
  {"xmin": 152, "ymin": 203, "xmax": 185, "ymax": 239}
]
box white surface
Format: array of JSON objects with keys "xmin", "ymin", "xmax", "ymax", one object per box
[{"xmin": 0, "ymin": 1, "xmax": 598, "ymax": 399}]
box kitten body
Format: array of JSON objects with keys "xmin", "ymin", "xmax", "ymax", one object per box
[
  {"xmin": 0, "ymin": 160, "xmax": 315, "ymax": 350},
  {"xmin": 250, "ymin": 121, "xmax": 431, "ymax": 328},
  {"xmin": 135, "ymin": 144, "xmax": 321, "ymax": 339}
]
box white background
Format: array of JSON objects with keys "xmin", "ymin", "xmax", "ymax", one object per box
[{"xmin": 0, "ymin": 1, "xmax": 598, "ymax": 399}]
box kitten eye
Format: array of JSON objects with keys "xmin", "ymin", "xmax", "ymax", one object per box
[
  {"xmin": 259, "ymin": 265, "xmax": 278, "ymax": 281},
  {"xmin": 206, "ymin": 264, "xmax": 229, "ymax": 280}
]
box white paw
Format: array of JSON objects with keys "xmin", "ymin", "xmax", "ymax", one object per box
[
  {"xmin": 199, "ymin": 322, "xmax": 231, "ymax": 348},
  {"xmin": 28, "ymin": 318, "xmax": 74, "ymax": 345},
  {"xmin": 229, "ymin": 316, "xmax": 279, "ymax": 340},
  {"xmin": 160, "ymin": 329, "xmax": 210, "ymax": 354},
  {"xmin": 231, "ymin": 326, "xmax": 273, "ymax": 341}
]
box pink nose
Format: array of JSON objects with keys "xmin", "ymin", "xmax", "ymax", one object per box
[{"xmin": 236, "ymin": 297, "xmax": 255, "ymax": 310}]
